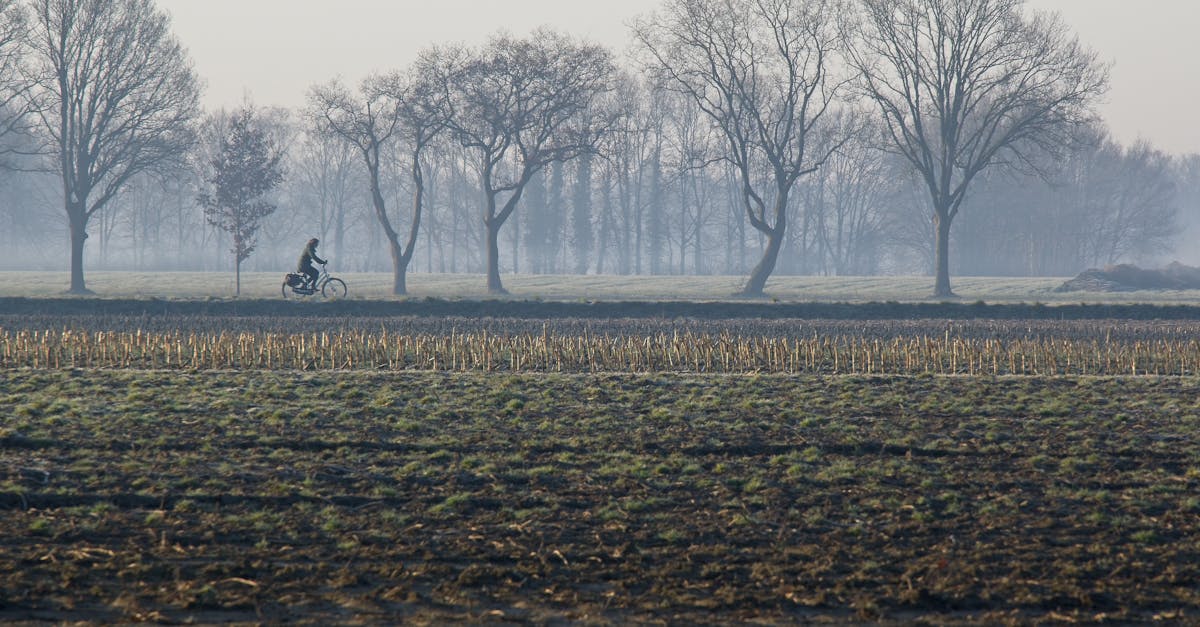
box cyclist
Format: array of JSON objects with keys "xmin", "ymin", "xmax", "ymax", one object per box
[{"xmin": 297, "ymin": 238, "xmax": 327, "ymax": 288}]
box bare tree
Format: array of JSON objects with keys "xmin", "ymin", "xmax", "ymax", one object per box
[
  {"xmin": 198, "ymin": 106, "xmax": 285, "ymax": 296},
  {"xmin": 662, "ymin": 94, "xmax": 718, "ymax": 275},
  {"xmin": 25, "ymin": 0, "xmax": 200, "ymax": 293},
  {"xmin": 595, "ymin": 75, "xmax": 666, "ymax": 276},
  {"xmin": 0, "ymin": 0, "xmax": 35, "ymax": 168},
  {"xmin": 291, "ymin": 126, "xmax": 360, "ymax": 267},
  {"xmin": 1054, "ymin": 130, "xmax": 1177, "ymax": 268},
  {"xmin": 802, "ymin": 112, "xmax": 893, "ymax": 275},
  {"xmin": 309, "ymin": 59, "xmax": 445, "ymax": 296},
  {"xmin": 1175, "ymin": 154, "xmax": 1200, "ymax": 265},
  {"xmin": 635, "ymin": 0, "xmax": 852, "ymax": 296},
  {"xmin": 851, "ymin": 0, "xmax": 1107, "ymax": 296},
  {"xmin": 111, "ymin": 166, "xmax": 188, "ymax": 270},
  {"xmin": 571, "ymin": 153, "xmax": 594, "ymax": 274},
  {"xmin": 434, "ymin": 29, "xmax": 617, "ymax": 294},
  {"xmin": 520, "ymin": 165, "xmax": 551, "ymax": 273}
]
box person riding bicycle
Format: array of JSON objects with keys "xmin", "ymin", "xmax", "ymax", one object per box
[{"xmin": 297, "ymin": 238, "xmax": 327, "ymax": 289}]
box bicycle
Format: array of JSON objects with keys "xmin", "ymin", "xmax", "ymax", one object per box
[{"xmin": 282, "ymin": 262, "xmax": 347, "ymax": 299}]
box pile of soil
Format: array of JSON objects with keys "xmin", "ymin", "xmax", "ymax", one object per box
[{"xmin": 1055, "ymin": 262, "xmax": 1200, "ymax": 292}]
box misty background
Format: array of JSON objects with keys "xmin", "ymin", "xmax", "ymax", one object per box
[{"xmin": 0, "ymin": 0, "xmax": 1196, "ymax": 283}]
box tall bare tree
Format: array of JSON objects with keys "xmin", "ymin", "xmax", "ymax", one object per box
[
  {"xmin": 635, "ymin": 0, "xmax": 852, "ymax": 296},
  {"xmin": 433, "ymin": 29, "xmax": 617, "ymax": 294},
  {"xmin": 851, "ymin": 0, "xmax": 1107, "ymax": 296},
  {"xmin": 310, "ymin": 60, "xmax": 445, "ymax": 296},
  {"xmin": 25, "ymin": 0, "xmax": 200, "ymax": 293}
]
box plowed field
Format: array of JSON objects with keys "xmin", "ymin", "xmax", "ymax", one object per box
[
  {"xmin": 2, "ymin": 369, "xmax": 1198, "ymax": 624},
  {"xmin": 3, "ymin": 298, "xmax": 1199, "ymax": 622}
]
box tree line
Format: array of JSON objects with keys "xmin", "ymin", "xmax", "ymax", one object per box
[{"xmin": 0, "ymin": 0, "xmax": 1190, "ymax": 297}]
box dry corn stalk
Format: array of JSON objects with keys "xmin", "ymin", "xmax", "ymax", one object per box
[{"xmin": 0, "ymin": 328, "xmax": 1196, "ymax": 376}]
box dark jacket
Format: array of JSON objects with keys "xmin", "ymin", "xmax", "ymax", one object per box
[{"xmin": 298, "ymin": 243, "xmax": 327, "ymax": 270}]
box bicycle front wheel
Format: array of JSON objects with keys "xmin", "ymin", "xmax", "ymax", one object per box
[{"xmin": 322, "ymin": 278, "xmax": 347, "ymax": 299}]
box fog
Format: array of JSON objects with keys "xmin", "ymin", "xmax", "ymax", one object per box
[
  {"xmin": 158, "ymin": 0, "xmax": 1200, "ymax": 155},
  {"xmin": 1, "ymin": 0, "xmax": 1197, "ymax": 285}
]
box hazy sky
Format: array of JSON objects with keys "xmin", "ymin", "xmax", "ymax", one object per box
[{"xmin": 160, "ymin": 0, "xmax": 1200, "ymax": 155}]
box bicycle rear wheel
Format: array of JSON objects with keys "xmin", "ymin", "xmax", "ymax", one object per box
[{"xmin": 322, "ymin": 278, "xmax": 347, "ymax": 299}]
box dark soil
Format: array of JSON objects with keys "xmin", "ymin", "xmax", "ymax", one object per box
[
  {"xmin": 2, "ymin": 298, "xmax": 1198, "ymax": 623},
  {"xmin": 4, "ymin": 295, "xmax": 1200, "ymax": 320},
  {"xmin": 2, "ymin": 370, "xmax": 1198, "ymax": 624}
]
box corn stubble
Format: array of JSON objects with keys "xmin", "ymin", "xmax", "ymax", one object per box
[{"xmin": 2, "ymin": 327, "xmax": 1196, "ymax": 375}]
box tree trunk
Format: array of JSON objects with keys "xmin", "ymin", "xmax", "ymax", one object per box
[
  {"xmin": 389, "ymin": 152, "xmax": 428, "ymax": 298},
  {"xmin": 740, "ymin": 227, "xmax": 783, "ymax": 297},
  {"xmin": 366, "ymin": 155, "xmax": 412, "ymax": 297},
  {"xmin": 235, "ymin": 259, "xmax": 241, "ymax": 297},
  {"xmin": 597, "ymin": 181, "xmax": 613, "ymax": 275},
  {"xmin": 933, "ymin": 210, "xmax": 955, "ymax": 297},
  {"xmin": 67, "ymin": 207, "xmax": 91, "ymax": 294},
  {"xmin": 739, "ymin": 191, "xmax": 788, "ymax": 297},
  {"xmin": 548, "ymin": 161, "xmax": 564, "ymax": 274},
  {"xmin": 486, "ymin": 218, "xmax": 505, "ymax": 294},
  {"xmin": 483, "ymin": 168, "xmax": 530, "ymax": 295},
  {"xmin": 333, "ymin": 202, "xmax": 345, "ymax": 272},
  {"xmin": 647, "ymin": 156, "xmax": 663, "ymax": 275},
  {"xmin": 511, "ymin": 215, "xmax": 520, "ymax": 275},
  {"xmin": 573, "ymin": 155, "xmax": 593, "ymax": 275},
  {"xmin": 391, "ymin": 238, "xmax": 407, "ymax": 295}
]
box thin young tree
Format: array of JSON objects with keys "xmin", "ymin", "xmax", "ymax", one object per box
[
  {"xmin": 198, "ymin": 106, "xmax": 284, "ymax": 296},
  {"xmin": 851, "ymin": 0, "xmax": 1107, "ymax": 296},
  {"xmin": 635, "ymin": 0, "xmax": 853, "ymax": 296},
  {"xmin": 433, "ymin": 29, "xmax": 617, "ymax": 294},
  {"xmin": 25, "ymin": 0, "xmax": 201, "ymax": 293}
]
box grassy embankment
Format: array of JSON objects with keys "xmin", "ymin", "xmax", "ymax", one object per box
[{"xmin": 0, "ymin": 270, "xmax": 1142, "ymax": 303}]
